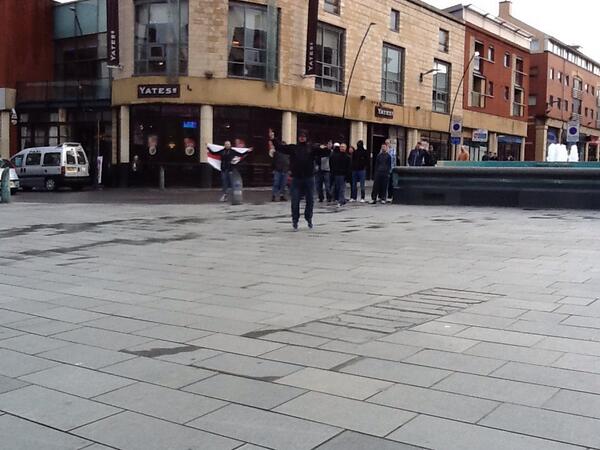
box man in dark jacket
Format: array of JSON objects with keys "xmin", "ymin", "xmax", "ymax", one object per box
[
  {"xmin": 408, "ymin": 141, "xmax": 426, "ymax": 167},
  {"xmin": 269, "ymin": 129, "xmax": 323, "ymax": 230},
  {"xmin": 330, "ymin": 143, "xmax": 351, "ymax": 207},
  {"xmin": 220, "ymin": 141, "xmax": 235, "ymax": 202},
  {"xmin": 350, "ymin": 140, "xmax": 369, "ymax": 202},
  {"xmin": 269, "ymin": 140, "xmax": 290, "ymax": 202},
  {"xmin": 370, "ymin": 143, "xmax": 392, "ymax": 204},
  {"xmin": 314, "ymin": 140, "xmax": 333, "ymax": 203}
]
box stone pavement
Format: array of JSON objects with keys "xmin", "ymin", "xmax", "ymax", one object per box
[{"xmin": 1, "ymin": 198, "xmax": 600, "ymax": 449}]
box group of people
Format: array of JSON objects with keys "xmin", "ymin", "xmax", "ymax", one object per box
[
  {"xmin": 407, "ymin": 140, "xmax": 437, "ymax": 166},
  {"xmin": 267, "ymin": 130, "xmax": 398, "ymax": 230}
]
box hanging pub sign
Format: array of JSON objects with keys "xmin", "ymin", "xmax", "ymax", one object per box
[
  {"xmin": 305, "ymin": 0, "xmax": 319, "ymax": 75},
  {"xmin": 137, "ymin": 84, "xmax": 181, "ymax": 98},
  {"xmin": 375, "ymin": 105, "xmax": 394, "ymax": 119},
  {"xmin": 106, "ymin": 0, "xmax": 120, "ymax": 68}
]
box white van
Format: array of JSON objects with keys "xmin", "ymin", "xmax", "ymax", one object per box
[{"xmin": 11, "ymin": 143, "xmax": 90, "ymax": 191}]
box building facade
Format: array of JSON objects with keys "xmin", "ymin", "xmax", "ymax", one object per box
[
  {"xmin": 0, "ymin": 0, "xmax": 54, "ymax": 160},
  {"xmin": 111, "ymin": 0, "xmax": 466, "ymax": 186},
  {"xmin": 446, "ymin": 4, "xmax": 530, "ymax": 161},
  {"xmin": 499, "ymin": 0, "xmax": 600, "ymax": 161}
]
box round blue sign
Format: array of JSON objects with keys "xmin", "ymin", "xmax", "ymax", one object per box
[
  {"xmin": 569, "ymin": 127, "xmax": 578, "ymax": 135},
  {"xmin": 452, "ymin": 123, "xmax": 461, "ymax": 131}
]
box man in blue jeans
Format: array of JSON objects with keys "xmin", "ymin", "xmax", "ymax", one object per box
[
  {"xmin": 269, "ymin": 129, "xmax": 324, "ymax": 230},
  {"xmin": 350, "ymin": 140, "xmax": 369, "ymax": 202},
  {"xmin": 269, "ymin": 140, "xmax": 290, "ymax": 201},
  {"xmin": 220, "ymin": 141, "xmax": 235, "ymax": 202},
  {"xmin": 314, "ymin": 140, "xmax": 333, "ymax": 203},
  {"xmin": 330, "ymin": 143, "xmax": 351, "ymax": 207}
]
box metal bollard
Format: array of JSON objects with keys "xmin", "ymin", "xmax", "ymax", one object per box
[
  {"xmin": 0, "ymin": 168, "xmax": 11, "ymax": 203},
  {"xmin": 159, "ymin": 166, "xmax": 165, "ymax": 190}
]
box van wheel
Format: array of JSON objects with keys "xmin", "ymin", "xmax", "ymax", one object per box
[{"xmin": 45, "ymin": 178, "xmax": 57, "ymax": 192}]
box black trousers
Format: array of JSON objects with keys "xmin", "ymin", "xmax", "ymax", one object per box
[{"xmin": 371, "ymin": 173, "xmax": 389, "ymax": 201}]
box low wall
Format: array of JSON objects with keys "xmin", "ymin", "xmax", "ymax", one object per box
[{"xmin": 392, "ymin": 166, "xmax": 600, "ymax": 209}]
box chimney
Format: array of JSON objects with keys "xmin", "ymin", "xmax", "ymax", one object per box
[{"xmin": 498, "ymin": 1, "xmax": 512, "ymax": 19}]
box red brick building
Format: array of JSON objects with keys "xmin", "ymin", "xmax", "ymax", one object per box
[
  {"xmin": 499, "ymin": 1, "xmax": 600, "ymax": 161},
  {"xmin": 447, "ymin": 4, "xmax": 531, "ymax": 161},
  {"xmin": 0, "ymin": 0, "xmax": 54, "ymax": 158}
]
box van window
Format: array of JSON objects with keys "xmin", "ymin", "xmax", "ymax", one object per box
[
  {"xmin": 66, "ymin": 151, "xmax": 77, "ymax": 165},
  {"xmin": 11, "ymin": 155, "xmax": 23, "ymax": 167},
  {"xmin": 76, "ymin": 151, "xmax": 88, "ymax": 165},
  {"xmin": 43, "ymin": 152, "xmax": 61, "ymax": 166},
  {"xmin": 25, "ymin": 153, "xmax": 41, "ymax": 166}
]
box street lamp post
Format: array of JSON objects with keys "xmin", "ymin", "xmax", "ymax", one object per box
[{"xmin": 342, "ymin": 22, "xmax": 376, "ymax": 119}]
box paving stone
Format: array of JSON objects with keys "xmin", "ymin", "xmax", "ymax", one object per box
[
  {"xmin": 52, "ymin": 327, "xmax": 154, "ymax": 351},
  {"xmin": 187, "ymin": 316, "xmax": 267, "ymax": 336},
  {"xmin": 535, "ymin": 336, "xmax": 600, "ymax": 357},
  {"xmin": 404, "ymin": 349, "xmax": 505, "ymax": 375},
  {"xmin": 543, "ymin": 389, "xmax": 600, "ymax": 419},
  {"xmin": 0, "ymin": 348, "xmax": 59, "ymax": 377},
  {"xmin": 4, "ymin": 317, "xmax": 81, "ymax": 336},
  {"xmin": 0, "ymin": 414, "xmax": 92, "ymax": 450},
  {"xmin": 519, "ymin": 311, "xmax": 571, "ymax": 324},
  {"xmin": 74, "ymin": 411, "xmax": 240, "ymax": 450},
  {"xmin": 510, "ymin": 320, "xmax": 600, "ymax": 341},
  {"xmin": 196, "ymin": 353, "xmax": 302, "ymax": 379},
  {"xmin": 0, "ymin": 309, "xmax": 34, "ymax": 325},
  {"xmin": 438, "ymin": 311, "xmax": 519, "ymax": 329},
  {"xmin": 369, "ymin": 383, "xmax": 499, "ymax": 423},
  {"xmin": 464, "ymin": 342, "xmax": 562, "ymax": 366},
  {"xmin": 0, "ymin": 385, "xmax": 120, "ymax": 430},
  {"xmin": 388, "ymin": 415, "xmax": 581, "ymax": 450},
  {"xmin": 188, "ymin": 404, "xmax": 340, "ymax": 450},
  {"xmin": 320, "ymin": 340, "xmax": 421, "ymax": 361},
  {"xmin": 188, "ymin": 333, "xmax": 285, "ymax": 357},
  {"xmin": 156, "ymin": 347, "xmax": 223, "ymax": 365},
  {"xmin": 133, "ymin": 324, "xmax": 213, "ymax": 343},
  {"xmin": 276, "ymin": 367, "xmax": 392, "ymax": 400},
  {"xmin": 94, "ymin": 382, "xmax": 226, "ymax": 423},
  {"xmin": 261, "ymin": 345, "xmax": 356, "ymax": 370},
  {"xmin": 551, "ymin": 353, "xmax": 600, "ymax": 374},
  {"xmin": 340, "ymin": 358, "xmax": 450, "ymax": 387},
  {"xmin": 258, "ymin": 330, "xmax": 331, "ymax": 347},
  {"xmin": 100, "ymin": 356, "xmax": 215, "ymax": 388},
  {"xmin": 275, "ymin": 391, "xmax": 416, "ymax": 437},
  {"xmin": 184, "ymin": 373, "xmax": 305, "ymax": 409},
  {"xmin": 0, "ymin": 326, "xmax": 24, "ymax": 341},
  {"xmin": 38, "ymin": 343, "xmax": 136, "ymax": 369},
  {"xmin": 455, "ymin": 327, "xmax": 544, "ymax": 347},
  {"xmin": 480, "ymin": 403, "xmax": 600, "ymax": 449},
  {"xmin": 39, "ymin": 307, "xmax": 106, "ymax": 323},
  {"xmin": 292, "ymin": 322, "xmax": 386, "ymax": 344},
  {"xmin": 491, "ymin": 362, "xmax": 600, "ymax": 395},
  {"xmin": 409, "ymin": 321, "xmax": 469, "ymax": 336},
  {"xmin": 0, "ymin": 374, "xmax": 29, "ymax": 394},
  {"xmin": 0, "ymin": 334, "xmax": 70, "ymax": 354},
  {"xmin": 433, "ymin": 372, "xmax": 559, "ymax": 406},
  {"xmin": 315, "ymin": 431, "xmax": 425, "ymax": 450},
  {"xmin": 83, "ymin": 316, "xmax": 156, "ymax": 333},
  {"xmin": 20, "ymin": 364, "xmax": 134, "ymax": 398},
  {"xmin": 380, "ymin": 331, "xmax": 478, "ymax": 353}
]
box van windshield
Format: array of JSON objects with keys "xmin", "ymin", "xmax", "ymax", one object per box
[
  {"xmin": 66, "ymin": 151, "xmax": 77, "ymax": 165},
  {"xmin": 76, "ymin": 151, "xmax": 88, "ymax": 165}
]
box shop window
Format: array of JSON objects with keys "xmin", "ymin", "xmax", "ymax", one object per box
[
  {"xmin": 381, "ymin": 44, "xmax": 404, "ymax": 105},
  {"xmin": 315, "ymin": 23, "xmax": 345, "ymax": 94},
  {"xmin": 438, "ymin": 29, "xmax": 449, "ymax": 53},
  {"xmin": 432, "ymin": 60, "xmax": 450, "ymax": 113},
  {"xmin": 420, "ymin": 131, "xmax": 450, "ymax": 161},
  {"xmin": 390, "ymin": 9, "xmax": 400, "ymax": 32},
  {"xmin": 134, "ymin": 0, "xmax": 188, "ymax": 75},
  {"xmin": 228, "ymin": 2, "xmax": 279, "ymax": 81},
  {"xmin": 324, "ymin": 0, "xmax": 340, "ymax": 15}
]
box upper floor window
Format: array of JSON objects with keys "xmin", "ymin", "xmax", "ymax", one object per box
[
  {"xmin": 438, "ymin": 29, "xmax": 449, "ymax": 53},
  {"xmin": 228, "ymin": 2, "xmax": 279, "ymax": 81},
  {"xmin": 432, "ymin": 60, "xmax": 450, "ymax": 113},
  {"xmin": 488, "ymin": 46, "xmax": 495, "ymax": 62},
  {"xmin": 324, "ymin": 0, "xmax": 340, "ymax": 15},
  {"xmin": 549, "ymin": 68, "xmax": 554, "ymax": 79},
  {"xmin": 565, "ymin": 75, "xmax": 570, "ymax": 86},
  {"xmin": 390, "ymin": 9, "xmax": 400, "ymax": 32},
  {"xmin": 134, "ymin": 0, "xmax": 189, "ymax": 76},
  {"xmin": 381, "ymin": 44, "xmax": 404, "ymax": 104},
  {"xmin": 315, "ymin": 23, "xmax": 345, "ymax": 93},
  {"xmin": 574, "ymin": 77, "xmax": 583, "ymax": 91},
  {"xmin": 504, "ymin": 53, "xmax": 511, "ymax": 68}
]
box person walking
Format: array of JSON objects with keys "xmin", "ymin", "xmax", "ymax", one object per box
[
  {"xmin": 314, "ymin": 140, "xmax": 333, "ymax": 203},
  {"xmin": 269, "ymin": 129, "xmax": 323, "ymax": 230},
  {"xmin": 269, "ymin": 140, "xmax": 290, "ymax": 201},
  {"xmin": 330, "ymin": 143, "xmax": 351, "ymax": 207},
  {"xmin": 220, "ymin": 141, "xmax": 235, "ymax": 202},
  {"xmin": 370, "ymin": 143, "xmax": 392, "ymax": 204},
  {"xmin": 408, "ymin": 141, "xmax": 426, "ymax": 166},
  {"xmin": 350, "ymin": 140, "xmax": 369, "ymax": 202},
  {"xmin": 457, "ymin": 145, "xmax": 470, "ymax": 161}
]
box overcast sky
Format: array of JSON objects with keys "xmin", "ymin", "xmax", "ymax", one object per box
[{"xmin": 426, "ymin": 0, "xmax": 600, "ymax": 62}]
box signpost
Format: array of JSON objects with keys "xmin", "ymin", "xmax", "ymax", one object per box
[{"xmin": 567, "ymin": 120, "xmax": 580, "ymax": 143}]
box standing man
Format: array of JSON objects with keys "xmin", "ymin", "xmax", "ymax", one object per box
[
  {"xmin": 408, "ymin": 141, "xmax": 426, "ymax": 166},
  {"xmin": 269, "ymin": 140, "xmax": 290, "ymax": 201},
  {"xmin": 423, "ymin": 141, "xmax": 437, "ymax": 166},
  {"xmin": 386, "ymin": 139, "xmax": 397, "ymax": 200},
  {"xmin": 457, "ymin": 145, "xmax": 470, "ymax": 161},
  {"xmin": 220, "ymin": 141, "xmax": 235, "ymax": 202},
  {"xmin": 269, "ymin": 130, "xmax": 322, "ymax": 230},
  {"xmin": 370, "ymin": 143, "xmax": 392, "ymax": 204},
  {"xmin": 350, "ymin": 140, "xmax": 369, "ymax": 202},
  {"xmin": 330, "ymin": 143, "xmax": 351, "ymax": 207},
  {"xmin": 314, "ymin": 140, "xmax": 332, "ymax": 203}
]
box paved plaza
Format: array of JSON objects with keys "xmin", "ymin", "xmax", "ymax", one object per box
[{"xmin": 1, "ymin": 193, "xmax": 600, "ymax": 449}]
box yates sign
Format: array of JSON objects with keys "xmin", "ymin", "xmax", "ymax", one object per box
[
  {"xmin": 305, "ymin": 0, "xmax": 319, "ymax": 75},
  {"xmin": 137, "ymin": 85, "xmax": 181, "ymax": 98},
  {"xmin": 106, "ymin": 0, "xmax": 120, "ymax": 67},
  {"xmin": 375, "ymin": 105, "xmax": 394, "ymax": 119}
]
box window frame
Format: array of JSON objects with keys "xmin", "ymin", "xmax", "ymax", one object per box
[
  {"xmin": 438, "ymin": 29, "xmax": 449, "ymax": 53},
  {"xmin": 381, "ymin": 43, "xmax": 405, "ymax": 105},
  {"xmin": 324, "ymin": 0, "xmax": 340, "ymax": 15},
  {"xmin": 390, "ymin": 9, "xmax": 400, "ymax": 32},
  {"xmin": 432, "ymin": 59, "xmax": 450, "ymax": 114},
  {"xmin": 315, "ymin": 22, "xmax": 345, "ymax": 94}
]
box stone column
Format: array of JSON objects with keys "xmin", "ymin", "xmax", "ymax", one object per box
[
  {"xmin": 119, "ymin": 105, "xmax": 130, "ymax": 187},
  {"xmin": 0, "ymin": 111, "xmax": 9, "ymax": 160},
  {"xmin": 535, "ymin": 123, "xmax": 548, "ymax": 161},
  {"xmin": 488, "ymin": 132, "xmax": 498, "ymax": 157},
  {"xmin": 282, "ymin": 111, "xmax": 297, "ymax": 144},
  {"xmin": 584, "ymin": 142, "xmax": 590, "ymax": 162},
  {"xmin": 520, "ymin": 137, "xmax": 526, "ymax": 161},
  {"xmin": 199, "ymin": 105, "xmax": 214, "ymax": 188},
  {"xmin": 350, "ymin": 121, "xmax": 365, "ymax": 146}
]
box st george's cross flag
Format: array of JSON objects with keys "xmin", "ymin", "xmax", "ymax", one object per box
[{"xmin": 206, "ymin": 144, "xmax": 253, "ymax": 172}]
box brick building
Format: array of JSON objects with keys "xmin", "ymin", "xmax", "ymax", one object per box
[
  {"xmin": 0, "ymin": 0, "xmax": 54, "ymax": 159},
  {"xmin": 498, "ymin": 1, "xmax": 600, "ymax": 161},
  {"xmin": 111, "ymin": 0, "xmax": 466, "ymax": 186},
  {"xmin": 446, "ymin": 4, "xmax": 531, "ymax": 161}
]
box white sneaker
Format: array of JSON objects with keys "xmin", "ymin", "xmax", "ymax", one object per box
[
  {"xmin": 360, "ymin": 198, "xmax": 366, "ymax": 203},
  {"xmin": 380, "ymin": 200, "xmax": 386, "ymax": 204},
  {"xmin": 349, "ymin": 198, "xmax": 356, "ymax": 203},
  {"xmin": 220, "ymin": 194, "xmax": 228, "ymax": 202}
]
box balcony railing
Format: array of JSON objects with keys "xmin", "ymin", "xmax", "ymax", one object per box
[{"xmin": 17, "ymin": 78, "xmax": 111, "ymax": 104}]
